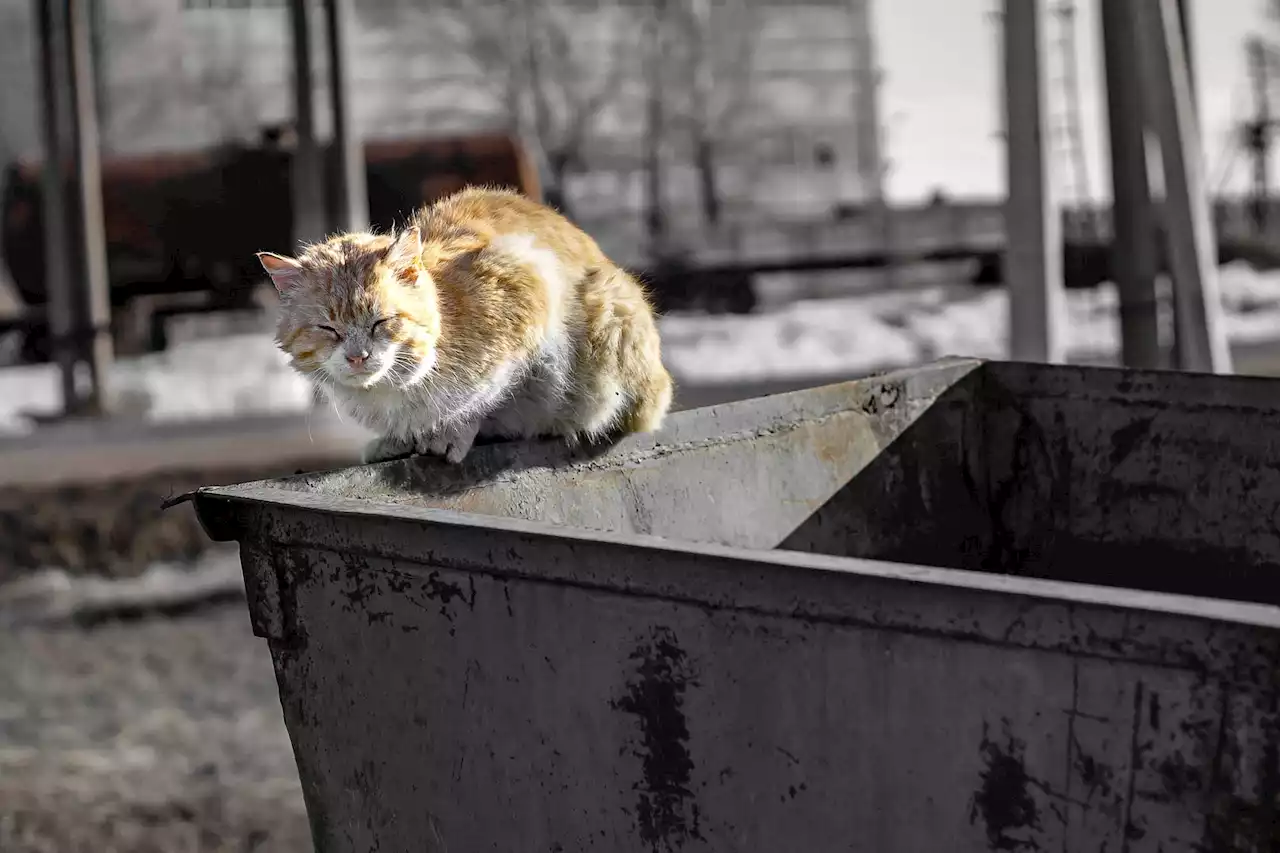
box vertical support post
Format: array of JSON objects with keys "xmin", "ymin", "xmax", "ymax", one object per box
[
  {"xmin": 89, "ymin": 0, "xmax": 109, "ymax": 146},
  {"xmin": 67, "ymin": 0, "xmax": 113, "ymax": 411},
  {"xmin": 851, "ymin": 0, "xmax": 883, "ymax": 205},
  {"xmin": 288, "ymin": 0, "xmax": 326, "ymax": 246},
  {"xmin": 643, "ymin": 0, "xmax": 668, "ymax": 256},
  {"xmin": 1134, "ymin": 0, "xmax": 1231, "ymax": 373},
  {"xmin": 1247, "ymin": 36, "xmax": 1270, "ymax": 235},
  {"xmin": 1002, "ymin": 0, "xmax": 1066, "ymax": 362},
  {"xmin": 850, "ymin": 0, "xmax": 893, "ymax": 287},
  {"xmin": 1100, "ymin": 0, "xmax": 1162, "ymax": 368},
  {"xmin": 34, "ymin": 0, "xmax": 78, "ymax": 413},
  {"xmin": 322, "ymin": 0, "xmax": 368, "ymax": 233},
  {"xmin": 1176, "ymin": 0, "xmax": 1198, "ymax": 117},
  {"xmin": 1174, "ymin": 0, "xmax": 1203, "ymax": 366}
]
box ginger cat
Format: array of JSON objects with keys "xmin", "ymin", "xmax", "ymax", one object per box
[{"xmin": 258, "ymin": 187, "xmax": 674, "ymax": 464}]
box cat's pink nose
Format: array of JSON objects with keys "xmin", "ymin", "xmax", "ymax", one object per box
[{"xmin": 346, "ymin": 351, "xmax": 369, "ymax": 368}]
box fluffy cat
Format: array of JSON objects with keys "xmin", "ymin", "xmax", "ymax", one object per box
[{"xmin": 258, "ymin": 186, "xmax": 674, "ymax": 465}]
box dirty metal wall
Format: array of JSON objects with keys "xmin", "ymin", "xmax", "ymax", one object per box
[
  {"xmin": 776, "ymin": 365, "xmax": 990, "ymax": 570},
  {"xmin": 191, "ymin": 358, "xmax": 1280, "ymax": 851},
  {"xmin": 212, "ymin": 498, "xmax": 1280, "ymax": 853},
  {"xmin": 980, "ymin": 363, "xmax": 1280, "ymax": 604}
]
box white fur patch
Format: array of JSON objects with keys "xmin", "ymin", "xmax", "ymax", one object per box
[
  {"xmin": 488, "ymin": 232, "xmax": 568, "ymax": 335},
  {"xmin": 578, "ymin": 376, "xmax": 626, "ymax": 437}
]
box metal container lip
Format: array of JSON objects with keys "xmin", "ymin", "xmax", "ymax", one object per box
[{"xmin": 194, "ymin": 480, "xmax": 1280, "ymax": 633}]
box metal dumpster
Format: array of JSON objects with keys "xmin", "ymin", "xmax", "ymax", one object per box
[{"xmin": 193, "ymin": 357, "xmax": 1280, "ymax": 853}]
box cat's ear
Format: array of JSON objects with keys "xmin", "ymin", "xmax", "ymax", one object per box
[
  {"xmin": 257, "ymin": 251, "xmax": 304, "ymax": 293},
  {"xmin": 386, "ymin": 225, "xmax": 422, "ymax": 266}
]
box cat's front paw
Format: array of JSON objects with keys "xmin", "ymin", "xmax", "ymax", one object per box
[
  {"xmin": 416, "ymin": 419, "xmax": 481, "ymax": 464},
  {"xmin": 362, "ymin": 434, "xmax": 415, "ymax": 464}
]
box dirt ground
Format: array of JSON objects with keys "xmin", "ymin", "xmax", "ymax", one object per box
[{"xmin": 0, "ymin": 552, "xmax": 312, "ymax": 852}]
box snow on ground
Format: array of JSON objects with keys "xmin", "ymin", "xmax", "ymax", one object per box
[
  {"xmin": 2, "ymin": 262, "xmax": 1280, "ymax": 435},
  {"xmin": 0, "ymin": 333, "xmax": 314, "ymax": 434},
  {"xmin": 663, "ymin": 262, "xmax": 1280, "ymax": 384}
]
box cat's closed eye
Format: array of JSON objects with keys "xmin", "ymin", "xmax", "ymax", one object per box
[
  {"xmin": 317, "ymin": 325, "xmax": 342, "ymax": 340},
  {"xmin": 371, "ymin": 317, "xmax": 395, "ymax": 335}
]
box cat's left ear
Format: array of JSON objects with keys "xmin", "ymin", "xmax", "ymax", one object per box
[
  {"xmin": 386, "ymin": 225, "xmax": 422, "ymax": 266},
  {"xmin": 257, "ymin": 251, "xmax": 304, "ymax": 293}
]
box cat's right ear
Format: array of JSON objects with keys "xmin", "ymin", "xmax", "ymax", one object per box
[
  {"xmin": 386, "ymin": 225, "xmax": 422, "ymax": 265},
  {"xmin": 257, "ymin": 252, "xmax": 304, "ymax": 293}
]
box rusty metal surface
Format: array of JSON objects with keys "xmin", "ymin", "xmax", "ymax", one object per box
[
  {"xmin": 192, "ymin": 358, "xmax": 1280, "ymax": 852},
  {"xmin": 979, "ymin": 362, "xmax": 1280, "ymax": 603}
]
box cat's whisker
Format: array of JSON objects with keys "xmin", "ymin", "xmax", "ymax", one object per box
[
  {"xmin": 384, "ymin": 353, "xmax": 428, "ymax": 387},
  {"xmin": 361, "ymin": 345, "xmax": 402, "ymax": 388},
  {"xmin": 403, "ymin": 350, "xmax": 437, "ymax": 387},
  {"xmin": 310, "ymin": 376, "xmax": 344, "ymax": 422}
]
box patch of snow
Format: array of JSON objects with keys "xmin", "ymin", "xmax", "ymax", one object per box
[
  {"xmin": 660, "ymin": 296, "xmax": 920, "ymax": 383},
  {"xmin": 0, "ymin": 547, "xmax": 243, "ymax": 629},
  {"xmin": 0, "ymin": 334, "xmax": 311, "ymax": 435},
  {"xmin": 664, "ymin": 262, "xmax": 1280, "ymax": 385}
]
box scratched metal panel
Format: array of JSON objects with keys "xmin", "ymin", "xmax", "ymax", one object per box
[
  {"xmin": 979, "ymin": 363, "xmax": 1280, "ymax": 603},
  {"xmin": 199, "ymin": 497, "xmax": 1280, "ymax": 853}
]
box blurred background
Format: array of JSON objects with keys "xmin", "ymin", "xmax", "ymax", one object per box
[{"xmin": 1, "ymin": 0, "xmax": 1279, "ymax": 849}]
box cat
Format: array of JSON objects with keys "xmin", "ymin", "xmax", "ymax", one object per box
[{"xmin": 257, "ymin": 186, "xmax": 674, "ymax": 465}]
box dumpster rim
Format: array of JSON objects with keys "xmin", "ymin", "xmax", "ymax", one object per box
[{"xmin": 192, "ymin": 481, "xmax": 1280, "ymax": 633}]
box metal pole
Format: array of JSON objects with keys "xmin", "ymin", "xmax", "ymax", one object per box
[
  {"xmin": 1100, "ymin": 0, "xmax": 1162, "ymax": 369},
  {"xmin": 34, "ymin": 0, "xmax": 78, "ymax": 413},
  {"xmin": 850, "ymin": 0, "xmax": 893, "ymax": 287},
  {"xmin": 1051, "ymin": 4, "xmax": 1087, "ymax": 217},
  {"xmin": 90, "ymin": 0, "xmax": 109, "ymax": 146},
  {"xmin": 1134, "ymin": 0, "xmax": 1231, "ymax": 373},
  {"xmin": 1247, "ymin": 35, "xmax": 1270, "ymax": 234},
  {"xmin": 67, "ymin": 0, "xmax": 113, "ymax": 411},
  {"xmin": 1171, "ymin": 0, "xmax": 1202, "ymax": 367},
  {"xmin": 1002, "ymin": 0, "xmax": 1066, "ymax": 362},
  {"xmin": 288, "ymin": 0, "xmax": 326, "ymax": 246},
  {"xmin": 1176, "ymin": 0, "xmax": 1198, "ymax": 118},
  {"xmin": 643, "ymin": 0, "xmax": 667, "ymax": 255},
  {"xmin": 322, "ymin": 0, "xmax": 368, "ymax": 233}
]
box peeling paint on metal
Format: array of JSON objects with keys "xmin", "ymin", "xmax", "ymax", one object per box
[
  {"xmin": 613, "ymin": 627, "xmax": 703, "ymax": 851},
  {"xmin": 971, "ymin": 720, "xmax": 1042, "ymax": 851}
]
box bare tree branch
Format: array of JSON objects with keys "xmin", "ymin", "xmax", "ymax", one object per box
[
  {"xmin": 384, "ymin": 0, "xmax": 637, "ymax": 215},
  {"xmin": 663, "ymin": 0, "xmax": 764, "ymax": 223}
]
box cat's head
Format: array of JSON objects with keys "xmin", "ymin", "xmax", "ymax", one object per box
[{"xmin": 258, "ymin": 226, "xmax": 441, "ymax": 390}]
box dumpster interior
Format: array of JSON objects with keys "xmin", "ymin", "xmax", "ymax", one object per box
[{"xmin": 268, "ymin": 358, "xmax": 1280, "ymax": 605}]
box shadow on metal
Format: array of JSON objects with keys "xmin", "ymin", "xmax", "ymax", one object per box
[{"xmin": 193, "ymin": 358, "xmax": 1280, "ymax": 853}]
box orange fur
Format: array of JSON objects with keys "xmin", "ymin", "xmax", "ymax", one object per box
[{"xmin": 259, "ymin": 186, "xmax": 674, "ymax": 463}]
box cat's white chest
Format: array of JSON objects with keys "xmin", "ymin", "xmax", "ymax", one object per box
[
  {"xmin": 479, "ymin": 337, "xmax": 573, "ymax": 439},
  {"xmin": 327, "ymin": 382, "xmax": 436, "ymax": 437}
]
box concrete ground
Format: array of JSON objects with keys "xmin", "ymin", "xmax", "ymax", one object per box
[{"xmin": 0, "ymin": 579, "xmax": 311, "ymax": 853}]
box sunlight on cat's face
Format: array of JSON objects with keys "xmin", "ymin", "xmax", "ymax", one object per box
[
  {"xmin": 258, "ymin": 238, "xmax": 439, "ymax": 392},
  {"xmin": 315, "ymin": 310, "xmax": 433, "ymax": 389}
]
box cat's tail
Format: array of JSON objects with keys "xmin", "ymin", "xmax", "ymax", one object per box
[
  {"xmin": 621, "ymin": 354, "xmax": 674, "ymax": 434},
  {"xmin": 580, "ymin": 264, "xmax": 675, "ymax": 438}
]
